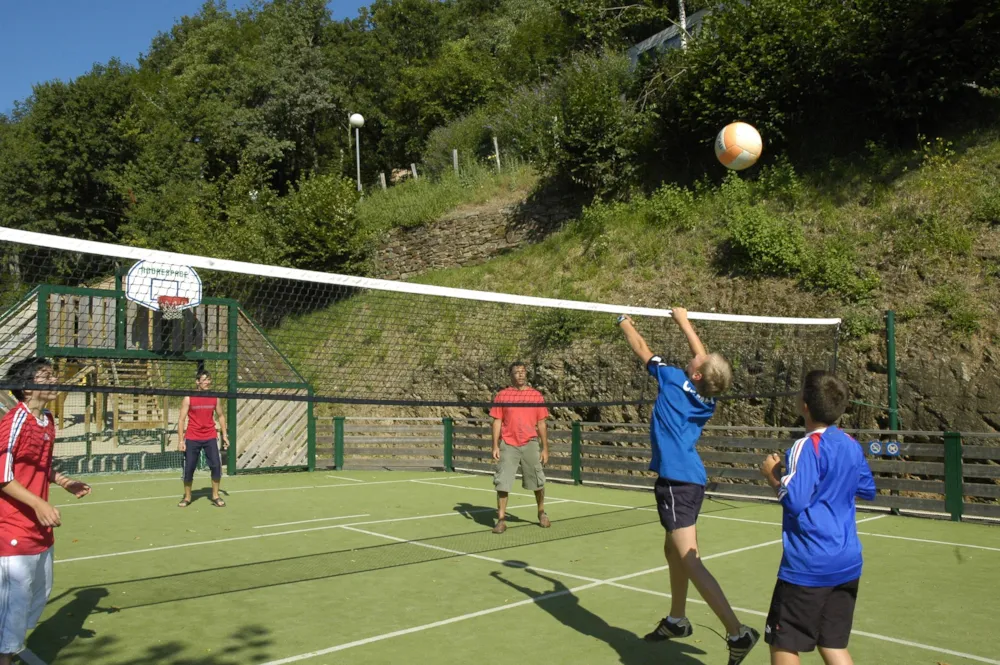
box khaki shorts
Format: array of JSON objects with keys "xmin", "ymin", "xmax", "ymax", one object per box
[{"xmin": 494, "ymin": 439, "xmax": 545, "ymax": 493}]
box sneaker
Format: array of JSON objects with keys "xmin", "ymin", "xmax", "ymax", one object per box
[
  {"xmin": 643, "ymin": 616, "xmax": 693, "ymax": 641},
  {"xmin": 492, "ymin": 519, "xmax": 507, "ymax": 534},
  {"xmin": 726, "ymin": 625, "xmax": 760, "ymax": 665},
  {"xmin": 538, "ymin": 512, "xmax": 551, "ymax": 528}
]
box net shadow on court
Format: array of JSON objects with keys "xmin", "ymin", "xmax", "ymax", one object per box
[{"xmin": 54, "ymin": 507, "xmax": 662, "ymax": 611}]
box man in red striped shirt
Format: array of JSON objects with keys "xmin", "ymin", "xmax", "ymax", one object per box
[
  {"xmin": 177, "ymin": 370, "xmax": 229, "ymax": 508},
  {"xmin": 0, "ymin": 357, "xmax": 90, "ymax": 664}
]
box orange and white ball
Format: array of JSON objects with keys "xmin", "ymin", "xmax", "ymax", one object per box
[{"xmin": 715, "ymin": 122, "xmax": 763, "ymax": 170}]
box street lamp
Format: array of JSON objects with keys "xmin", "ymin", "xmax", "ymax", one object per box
[{"xmin": 349, "ymin": 113, "xmax": 365, "ymax": 192}]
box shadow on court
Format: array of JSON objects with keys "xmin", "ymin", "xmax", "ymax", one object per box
[
  {"xmin": 490, "ymin": 567, "xmax": 706, "ymax": 664},
  {"xmin": 57, "ymin": 508, "xmax": 660, "ymax": 612},
  {"xmin": 30, "ymin": 616, "xmax": 274, "ymax": 664},
  {"xmin": 453, "ymin": 502, "xmax": 528, "ymax": 528}
]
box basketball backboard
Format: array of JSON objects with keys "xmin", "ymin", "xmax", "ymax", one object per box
[{"xmin": 125, "ymin": 260, "xmax": 203, "ymax": 311}]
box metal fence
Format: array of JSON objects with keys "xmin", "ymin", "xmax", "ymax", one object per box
[{"xmin": 315, "ymin": 417, "xmax": 1000, "ymax": 523}]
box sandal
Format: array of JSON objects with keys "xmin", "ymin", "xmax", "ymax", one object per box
[
  {"xmin": 210, "ymin": 497, "xmax": 226, "ymax": 507},
  {"xmin": 177, "ymin": 499, "xmax": 191, "ymax": 508}
]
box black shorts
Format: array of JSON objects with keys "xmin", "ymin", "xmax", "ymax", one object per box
[
  {"xmin": 653, "ymin": 478, "xmax": 705, "ymax": 531},
  {"xmin": 765, "ymin": 578, "xmax": 860, "ymax": 652}
]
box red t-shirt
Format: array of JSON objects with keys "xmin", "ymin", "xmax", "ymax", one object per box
[
  {"xmin": 489, "ymin": 387, "xmax": 549, "ymax": 447},
  {"xmin": 185, "ymin": 395, "xmax": 218, "ymax": 440},
  {"xmin": 0, "ymin": 403, "xmax": 56, "ymax": 556}
]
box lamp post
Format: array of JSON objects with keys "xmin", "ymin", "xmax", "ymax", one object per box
[{"xmin": 349, "ymin": 113, "xmax": 365, "ymax": 192}]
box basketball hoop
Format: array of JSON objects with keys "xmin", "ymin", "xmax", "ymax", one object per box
[{"xmin": 157, "ymin": 295, "xmax": 189, "ymax": 321}]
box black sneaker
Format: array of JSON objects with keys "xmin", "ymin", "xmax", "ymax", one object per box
[
  {"xmin": 726, "ymin": 625, "xmax": 760, "ymax": 665},
  {"xmin": 643, "ymin": 616, "xmax": 693, "ymax": 641}
]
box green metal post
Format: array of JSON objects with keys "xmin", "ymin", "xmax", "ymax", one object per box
[
  {"xmin": 885, "ymin": 311, "xmax": 899, "ymax": 432},
  {"xmin": 226, "ymin": 303, "xmax": 238, "ymax": 476},
  {"xmin": 115, "ymin": 269, "xmax": 126, "ymax": 351},
  {"xmin": 442, "ymin": 417, "xmax": 454, "ymax": 472},
  {"xmin": 334, "ymin": 417, "xmax": 345, "ymax": 470},
  {"xmin": 36, "ymin": 286, "xmax": 50, "ymax": 356},
  {"xmin": 306, "ymin": 392, "xmax": 317, "ymax": 472},
  {"xmin": 943, "ymin": 432, "xmax": 964, "ymax": 522},
  {"xmin": 571, "ymin": 421, "xmax": 582, "ymax": 485}
]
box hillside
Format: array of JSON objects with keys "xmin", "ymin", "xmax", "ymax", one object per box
[{"xmin": 398, "ymin": 120, "xmax": 1000, "ymax": 433}]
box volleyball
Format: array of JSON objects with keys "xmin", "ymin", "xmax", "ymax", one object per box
[{"xmin": 715, "ymin": 122, "xmax": 763, "ymax": 170}]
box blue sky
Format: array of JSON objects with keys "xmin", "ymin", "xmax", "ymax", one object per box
[{"xmin": 0, "ymin": 0, "xmax": 367, "ymax": 115}]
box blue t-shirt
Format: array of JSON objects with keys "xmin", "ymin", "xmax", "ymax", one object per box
[
  {"xmin": 647, "ymin": 357, "xmax": 716, "ymax": 485},
  {"xmin": 777, "ymin": 426, "xmax": 877, "ymax": 587}
]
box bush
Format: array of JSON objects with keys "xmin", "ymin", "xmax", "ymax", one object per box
[
  {"xmin": 800, "ymin": 240, "xmax": 880, "ymax": 302},
  {"xmin": 724, "ymin": 205, "xmax": 804, "ymax": 276},
  {"xmin": 552, "ymin": 52, "xmax": 649, "ymax": 193},
  {"xmin": 645, "ymin": 183, "xmax": 699, "ymax": 231},
  {"xmin": 422, "ymin": 107, "xmax": 494, "ymax": 175},
  {"xmin": 928, "ymin": 283, "xmax": 982, "ymax": 336},
  {"xmin": 280, "ymin": 173, "xmax": 364, "ymax": 272}
]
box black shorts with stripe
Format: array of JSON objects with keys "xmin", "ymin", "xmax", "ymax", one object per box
[
  {"xmin": 764, "ymin": 578, "xmax": 860, "ymax": 652},
  {"xmin": 653, "ymin": 478, "xmax": 705, "ymax": 531}
]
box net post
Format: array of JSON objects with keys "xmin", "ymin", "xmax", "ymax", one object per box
[
  {"xmin": 114, "ymin": 267, "xmax": 126, "ymax": 351},
  {"xmin": 442, "ymin": 417, "xmax": 454, "ymax": 472},
  {"xmin": 226, "ymin": 303, "xmax": 239, "ymax": 476},
  {"xmin": 306, "ymin": 393, "xmax": 317, "ymax": 472},
  {"xmin": 35, "ymin": 285, "xmax": 50, "ymax": 356},
  {"xmin": 334, "ymin": 417, "xmax": 345, "ymax": 470},
  {"xmin": 885, "ymin": 310, "xmax": 898, "ymax": 431},
  {"xmin": 943, "ymin": 432, "xmax": 964, "ymax": 522},
  {"xmin": 571, "ymin": 421, "xmax": 582, "ymax": 485}
]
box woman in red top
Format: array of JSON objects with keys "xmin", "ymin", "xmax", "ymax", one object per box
[{"xmin": 177, "ymin": 370, "xmax": 229, "ymax": 507}]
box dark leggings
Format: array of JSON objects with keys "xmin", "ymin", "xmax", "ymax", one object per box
[{"xmin": 183, "ymin": 438, "xmax": 222, "ymax": 482}]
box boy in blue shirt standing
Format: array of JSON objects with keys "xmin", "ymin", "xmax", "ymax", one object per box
[
  {"xmin": 619, "ymin": 308, "xmax": 759, "ymax": 665},
  {"xmin": 760, "ymin": 370, "xmax": 877, "ymax": 665}
]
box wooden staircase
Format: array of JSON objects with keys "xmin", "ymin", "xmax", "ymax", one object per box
[{"xmin": 99, "ymin": 360, "xmax": 167, "ymax": 444}]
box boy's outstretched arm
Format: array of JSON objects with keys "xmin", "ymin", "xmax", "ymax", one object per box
[
  {"xmin": 617, "ymin": 315, "xmax": 654, "ymax": 365},
  {"xmin": 671, "ymin": 307, "xmax": 707, "ymax": 360}
]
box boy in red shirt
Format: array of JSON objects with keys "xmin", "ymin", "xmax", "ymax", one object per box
[
  {"xmin": 490, "ymin": 362, "xmax": 550, "ymax": 534},
  {"xmin": 0, "ymin": 357, "xmax": 90, "ymax": 664}
]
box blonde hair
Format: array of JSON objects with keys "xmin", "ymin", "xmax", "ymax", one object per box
[{"xmin": 699, "ymin": 353, "xmax": 733, "ymax": 398}]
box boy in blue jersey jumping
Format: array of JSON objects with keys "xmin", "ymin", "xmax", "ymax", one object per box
[
  {"xmin": 760, "ymin": 370, "xmax": 877, "ymax": 665},
  {"xmin": 619, "ymin": 309, "xmax": 759, "ymax": 665}
]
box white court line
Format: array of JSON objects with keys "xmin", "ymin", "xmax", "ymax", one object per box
[
  {"xmin": 264, "ymin": 524, "xmax": 999, "ymax": 665},
  {"xmin": 17, "ymin": 649, "xmax": 47, "ymax": 665},
  {"xmin": 55, "ymin": 476, "xmax": 467, "ymax": 508},
  {"xmin": 418, "ymin": 479, "xmax": 1000, "ymax": 553},
  {"xmin": 251, "ymin": 500, "xmax": 568, "ymax": 530},
  {"xmin": 324, "ymin": 475, "xmax": 366, "ymax": 482},
  {"xmin": 252, "ymin": 514, "xmax": 370, "ymax": 529},
  {"xmin": 54, "ymin": 500, "xmax": 563, "ymax": 564},
  {"xmin": 256, "ymin": 534, "xmax": 781, "ymax": 665},
  {"xmin": 856, "ymin": 514, "xmax": 887, "ymax": 524},
  {"xmin": 857, "ymin": 531, "xmax": 1000, "ymax": 553}
]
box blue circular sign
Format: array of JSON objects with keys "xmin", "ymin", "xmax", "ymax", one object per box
[
  {"xmin": 886, "ymin": 441, "xmax": 900, "ymax": 456},
  {"xmin": 868, "ymin": 441, "xmax": 883, "ymax": 456}
]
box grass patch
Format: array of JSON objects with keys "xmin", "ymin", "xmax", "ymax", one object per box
[{"xmin": 355, "ymin": 161, "xmax": 538, "ymax": 236}]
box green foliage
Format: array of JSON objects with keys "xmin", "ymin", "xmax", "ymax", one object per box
[
  {"xmin": 719, "ymin": 175, "xmax": 803, "ymax": 276},
  {"xmin": 422, "ymin": 107, "xmax": 494, "ymax": 175},
  {"xmin": 928, "ymin": 284, "xmax": 982, "ymax": 336},
  {"xmin": 839, "ymin": 310, "xmax": 882, "ymax": 340},
  {"xmin": 552, "ymin": 52, "xmax": 649, "ymax": 193},
  {"xmin": 645, "ymin": 184, "xmax": 699, "ymax": 231},
  {"xmin": 280, "ymin": 173, "xmax": 363, "ymax": 271},
  {"xmin": 800, "ymin": 240, "xmax": 880, "ymax": 302},
  {"xmin": 527, "ymin": 308, "xmax": 588, "ymax": 350}
]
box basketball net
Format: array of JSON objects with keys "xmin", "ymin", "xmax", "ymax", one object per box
[{"xmin": 157, "ymin": 295, "xmax": 189, "ymax": 321}]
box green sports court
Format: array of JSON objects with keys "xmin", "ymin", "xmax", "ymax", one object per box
[{"xmin": 28, "ymin": 469, "xmax": 1000, "ymax": 665}]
